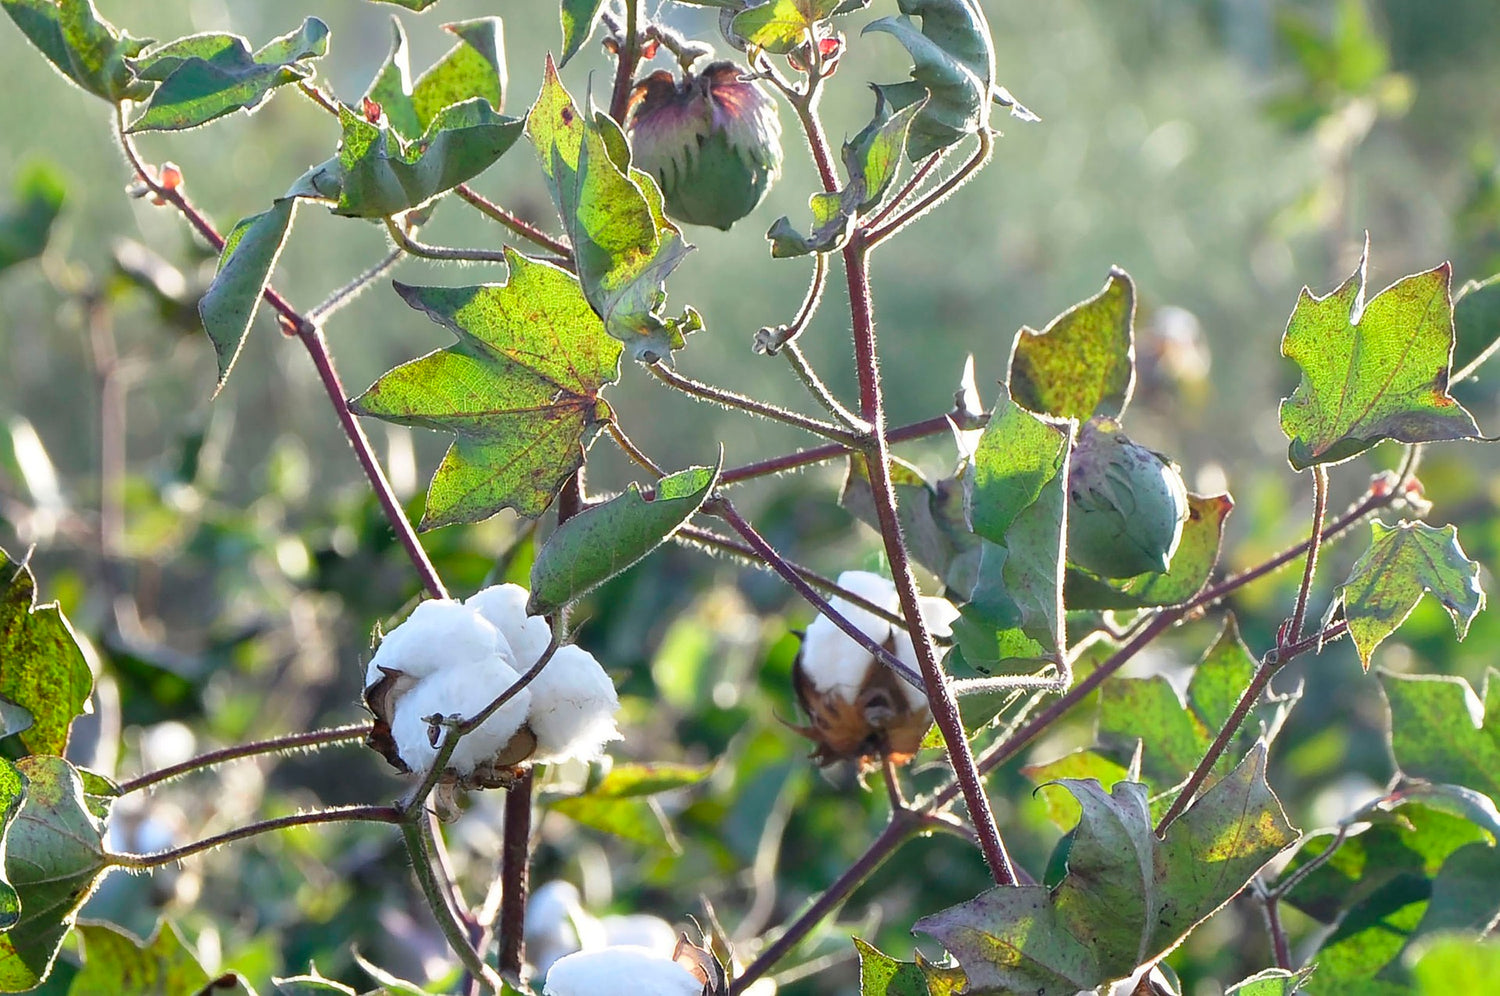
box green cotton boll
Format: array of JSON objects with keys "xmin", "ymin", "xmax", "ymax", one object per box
[
  {"xmin": 627, "ymin": 61, "xmax": 782, "ymax": 231},
  {"xmin": 1066, "ymin": 416, "xmax": 1189, "ymax": 579}
]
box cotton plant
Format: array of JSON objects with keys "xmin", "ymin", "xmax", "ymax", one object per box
[{"xmin": 363, "ymin": 584, "xmax": 621, "ymax": 813}]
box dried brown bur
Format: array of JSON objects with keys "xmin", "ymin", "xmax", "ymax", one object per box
[
  {"xmin": 672, "ymin": 934, "xmax": 729, "ymax": 996},
  {"xmin": 789, "ymin": 636, "xmax": 932, "ymax": 770}
]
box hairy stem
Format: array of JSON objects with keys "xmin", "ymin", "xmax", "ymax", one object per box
[
  {"xmin": 498, "ymin": 767, "xmax": 534, "ymax": 981},
  {"xmin": 844, "ymin": 234, "xmax": 1015, "ymax": 886},
  {"xmin": 386, "ymin": 217, "xmax": 511, "ymax": 264},
  {"xmin": 782, "ymin": 341, "xmax": 865, "ymax": 432},
  {"xmin": 865, "ymin": 132, "xmax": 994, "ymax": 246},
  {"xmin": 606, "ymin": 419, "xmax": 667, "ymax": 478},
  {"xmin": 306, "ymin": 248, "xmax": 403, "ymax": 324},
  {"xmin": 647, "ymin": 362, "xmax": 862, "ymax": 445},
  {"xmin": 109, "ymin": 806, "xmax": 402, "ymax": 869},
  {"xmin": 454, "ymin": 184, "xmax": 574, "ymax": 261},
  {"xmin": 608, "ymin": 0, "xmax": 642, "ymax": 124},
  {"xmin": 1287, "ymin": 466, "xmax": 1330, "ymax": 648},
  {"xmin": 404, "ymin": 819, "xmax": 507, "ymax": 993},
  {"xmin": 117, "ymin": 723, "xmax": 373, "ymax": 796},
  {"xmin": 716, "ymin": 414, "xmax": 958, "ymax": 487}
]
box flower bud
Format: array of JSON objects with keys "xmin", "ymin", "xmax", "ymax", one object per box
[
  {"xmin": 1066, "ymin": 416, "xmax": 1190, "ymax": 579},
  {"xmin": 791, "ymin": 571, "xmax": 953, "ymax": 768},
  {"xmin": 627, "ymin": 62, "xmax": 782, "ymax": 231}
]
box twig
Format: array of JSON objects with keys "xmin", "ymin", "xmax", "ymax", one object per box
[
  {"xmin": 117, "ymin": 723, "xmax": 373, "ymax": 795},
  {"xmin": 404, "ymin": 819, "xmax": 508, "ymax": 992},
  {"xmin": 608, "ymin": 0, "xmax": 642, "ymax": 124},
  {"xmin": 863, "ymin": 149, "xmax": 946, "ymax": 232},
  {"xmin": 1286, "ymin": 466, "xmax": 1330, "ymax": 648},
  {"xmin": 498, "ymin": 767, "xmax": 534, "ymax": 982},
  {"xmin": 716, "ymin": 414, "xmax": 957, "ymax": 487},
  {"xmin": 385, "ymin": 217, "xmax": 512, "ymax": 265},
  {"xmin": 454, "ymin": 185, "xmax": 574, "ymax": 261},
  {"xmin": 864, "ymin": 132, "xmax": 994, "ymax": 247},
  {"xmin": 306, "ymin": 248, "xmax": 403, "ymax": 324},
  {"xmin": 647, "ymin": 362, "xmax": 863, "ymax": 446},
  {"xmin": 782, "ymin": 341, "xmax": 865, "ymax": 432},
  {"xmin": 109, "ymin": 805, "xmax": 402, "ymax": 869},
  {"xmin": 606, "ymin": 420, "xmax": 667, "ymax": 477}
]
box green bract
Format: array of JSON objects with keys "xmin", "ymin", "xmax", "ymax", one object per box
[{"xmin": 1066, "ymin": 416, "xmax": 1189, "ymax": 579}]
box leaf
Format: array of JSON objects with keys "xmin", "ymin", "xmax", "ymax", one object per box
[
  {"xmin": 1397, "ymin": 841, "xmax": 1500, "ymax": 955},
  {"xmin": 349, "ymin": 253, "xmax": 622, "ymax": 528},
  {"xmin": 915, "ymin": 745, "xmax": 1296, "ymax": 995},
  {"xmin": 1278, "ymin": 246, "xmax": 1478, "ymax": 470},
  {"xmin": 863, "ymin": 0, "xmax": 995, "ymax": 160},
  {"xmin": 352, "ymin": 951, "xmax": 432, "ymax": 995},
  {"xmin": 1020, "ymin": 749, "xmax": 1130, "ymax": 830},
  {"xmin": 0, "ymin": 161, "xmax": 66, "ymax": 274},
  {"xmin": 71, "ymin": 920, "xmax": 222, "ymax": 995},
  {"xmin": 1335, "ymin": 520, "xmax": 1485, "ymax": 669},
  {"xmin": 840, "ymin": 455, "xmax": 973, "ymax": 584},
  {"xmin": 197, "ymin": 194, "xmax": 298, "ymax": 393},
  {"xmin": 564, "ymin": 762, "xmax": 713, "ymax": 799},
  {"xmin": 560, "ymin": 0, "xmax": 607, "ymax": 66},
  {"xmin": 855, "ymin": 939, "xmax": 963, "ymax": 996},
  {"xmin": 317, "ymin": 99, "xmax": 523, "ymax": 218},
  {"xmin": 1009, "ymin": 267, "xmax": 1136, "ymax": 421},
  {"xmin": 952, "ymin": 389, "xmax": 1071, "ymax": 673},
  {"xmin": 529, "ymin": 462, "xmax": 719, "ymax": 615},
  {"xmin": 1410, "ymin": 935, "xmax": 1500, "ymax": 994},
  {"xmin": 1, "ymin": 0, "xmax": 152, "ymax": 103},
  {"xmin": 125, "ymin": 17, "xmax": 328, "ymax": 132},
  {"xmin": 0, "ymin": 546, "xmax": 93, "ymax": 756},
  {"xmin": 1453, "ymin": 272, "xmax": 1500, "ymax": 381},
  {"xmin": 546, "ymin": 764, "xmax": 711, "ymax": 853},
  {"xmin": 1097, "ymin": 616, "xmax": 1266, "ymax": 790},
  {"xmin": 527, "ymin": 57, "xmax": 696, "ymax": 362},
  {"xmin": 0, "ymin": 757, "xmax": 109, "ymax": 990},
  {"xmin": 768, "ymin": 92, "xmax": 926, "ymax": 257},
  {"xmin": 366, "ymin": 0, "xmax": 444, "ymax": 10},
  {"xmin": 0, "ymin": 762, "xmax": 25, "ymax": 934},
  {"xmin": 1379, "ymin": 671, "xmax": 1500, "ymax": 803},
  {"xmin": 732, "ymin": 0, "xmax": 840, "ymax": 55},
  {"xmin": 365, "ymin": 17, "xmax": 506, "ymax": 142},
  {"xmin": 1063, "ymin": 492, "xmax": 1233, "ymax": 610},
  {"xmin": 1225, "ymin": 967, "xmax": 1314, "ymax": 995}
]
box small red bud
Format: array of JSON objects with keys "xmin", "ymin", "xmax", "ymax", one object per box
[
  {"xmin": 158, "ymin": 163, "xmax": 182, "ymax": 192},
  {"xmin": 819, "ymin": 37, "xmax": 840, "ymax": 58},
  {"xmin": 640, "ymin": 38, "xmax": 660, "ymax": 60},
  {"xmin": 362, "ymin": 97, "xmax": 382, "ymax": 124}
]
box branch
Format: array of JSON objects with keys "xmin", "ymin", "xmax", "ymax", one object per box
[
  {"xmin": 117, "ymin": 723, "xmax": 372, "ymax": 795},
  {"xmin": 404, "ymin": 819, "xmax": 508, "ymax": 992},
  {"xmin": 646, "ymin": 362, "xmax": 863, "ymax": 446},
  {"xmin": 864, "ymin": 132, "xmax": 993, "ymax": 247},
  {"xmin": 454, "ymin": 185, "xmax": 574, "ymax": 261},
  {"xmin": 385, "ymin": 217, "xmax": 511, "ymax": 265},
  {"xmin": 716, "ymin": 414, "xmax": 957, "ymax": 488},
  {"xmin": 108, "ymin": 805, "xmax": 402, "ymax": 869}
]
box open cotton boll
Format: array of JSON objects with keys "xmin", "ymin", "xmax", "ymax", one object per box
[
  {"xmin": 365, "ymin": 598, "xmax": 502, "ymax": 688},
  {"xmin": 890, "ymin": 596, "xmax": 960, "ymax": 710},
  {"xmin": 525, "ymin": 881, "xmax": 606, "ymax": 976},
  {"xmin": 390, "ymin": 653, "xmax": 532, "ymax": 776},
  {"xmin": 544, "ymin": 946, "xmax": 704, "ymax": 996},
  {"xmin": 467, "ymin": 583, "xmax": 553, "ymax": 667},
  {"xmin": 599, "ymin": 913, "xmax": 678, "ymax": 954},
  {"xmin": 799, "ymin": 570, "xmax": 899, "ymax": 704},
  {"xmin": 526, "ymin": 645, "xmax": 622, "ymax": 762}
]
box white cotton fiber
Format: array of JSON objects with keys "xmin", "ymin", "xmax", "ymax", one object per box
[
  {"xmin": 799, "ymin": 570, "xmax": 898, "ymax": 704},
  {"xmin": 365, "ymin": 598, "xmax": 502, "ymax": 689},
  {"xmin": 891, "ymin": 596, "xmax": 960, "ymax": 710},
  {"xmin": 525, "ymin": 645, "xmax": 622, "ymax": 762},
  {"xmin": 467, "ymin": 583, "xmax": 554, "ymax": 667},
  {"xmin": 390, "ymin": 653, "xmax": 532, "ymax": 776},
  {"xmin": 544, "ymin": 946, "xmax": 704, "ymax": 996}
]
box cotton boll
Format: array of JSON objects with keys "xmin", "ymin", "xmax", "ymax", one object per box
[
  {"xmin": 890, "ymin": 596, "xmax": 960, "ymax": 710},
  {"xmin": 544, "ymin": 946, "xmax": 704, "ymax": 996},
  {"xmin": 390, "ymin": 654, "xmax": 532, "ymax": 776},
  {"xmin": 365, "ymin": 599, "xmax": 502, "ymax": 688},
  {"xmin": 526, "ymin": 645, "xmax": 622, "ymax": 763},
  {"xmin": 599, "ymin": 914, "xmax": 677, "ymax": 954},
  {"xmin": 467, "ymin": 584, "xmax": 553, "ymax": 667},
  {"xmin": 799, "ymin": 571, "xmax": 898, "ymax": 704}
]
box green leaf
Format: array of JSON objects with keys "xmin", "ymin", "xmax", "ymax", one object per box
[
  {"xmin": 349, "ymin": 253, "xmax": 622, "ymax": 528},
  {"xmin": 855, "ymin": 939, "xmax": 964, "ymax": 996},
  {"xmin": 71, "ymin": 920, "xmax": 224, "ymax": 995},
  {"xmin": 863, "ymin": 0, "xmax": 995, "ymax": 160},
  {"xmin": 365, "ymin": 17, "xmax": 506, "ymax": 142},
  {"xmin": 352, "ymin": 951, "xmax": 432, "ymax": 995},
  {"xmin": 1410, "ymin": 935, "xmax": 1500, "ymax": 994},
  {"xmin": 1453, "ymin": 272, "xmax": 1500, "ymax": 381},
  {"xmin": 840, "ymin": 455, "xmax": 974, "ymax": 584},
  {"xmin": 125, "ymin": 17, "xmax": 328, "ymax": 132},
  {"xmin": 0, "ymin": 161, "xmax": 66, "ymax": 273},
  {"xmin": 319, "ymin": 99, "xmax": 523, "ymax": 218},
  {"xmin": 1009, "ymin": 267, "xmax": 1136, "ymax": 421},
  {"xmin": 1063, "ymin": 492, "xmax": 1233, "ymax": 610},
  {"xmin": 732, "ymin": 0, "xmax": 840, "ymax": 55},
  {"xmin": 0, "ymin": 757, "xmax": 108, "ymax": 990},
  {"xmin": 273, "ymin": 965, "xmax": 358, "ymax": 995},
  {"xmin": 1279, "ymin": 247, "xmax": 1478, "ymax": 470},
  {"xmin": 0, "ymin": 546, "xmax": 93, "ymax": 756},
  {"xmin": 1, "ymin": 0, "xmax": 152, "ymax": 103},
  {"xmin": 1398, "ymin": 841, "xmax": 1500, "ymax": 953},
  {"xmin": 915, "ymin": 745, "xmax": 1296, "ymax": 994},
  {"xmin": 545, "ymin": 765, "xmax": 711, "ymax": 853},
  {"xmin": 1336, "ymin": 520, "xmax": 1485, "ymax": 669},
  {"xmin": 366, "ymin": 0, "xmax": 444, "ymax": 10},
  {"xmin": 528, "ymin": 461, "xmax": 720, "ymax": 615},
  {"xmin": 0, "ymin": 761, "xmax": 26, "ymax": 934},
  {"xmin": 559, "ymin": 0, "xmax": 607, "ymax": 67},
  {"xmin": 1097, "ymin": 616, "xmax": 1266, "ymax": 790},
  {"xmin": 197, "ymin": 194, "xmax": 298, "ymax": 393},
  {"xmin": 1225, "ymin": 967, "xmax": 1314, "ymax": 995},
  {"xmin": 952, "ymin": 389, "xmax": 1071, "ymax": 673},
  {"xmin": 1020, "ymin": 749, "xmax": 1130, "ymax": 830},
  {"xmin": 527, "ymin": 57, "xmax": 695, "ymax": 363},
  {"xmin": 1379, "ymin": 671, "xmax": 1500, "ymax": 803}
]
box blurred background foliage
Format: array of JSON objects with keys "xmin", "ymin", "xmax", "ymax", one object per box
[{"xmin": 3, "ymin": 0, "xmax": 1500, "ymax": 992}]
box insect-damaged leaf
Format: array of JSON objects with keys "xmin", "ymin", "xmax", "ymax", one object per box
[
  {"xmin": 1279, "ymin": 245, "xmax": 1479, "ymax": 470},
  {"xmin": 125, "ymin": 16, "xmax": 329, "ymax": 132},
  {"xmin": 1334, "ymin": 519, "xmax": 1484, "ymax": 669},
  {"xmin": 915, "ymin": 745, "xmax": 1295, "ymax": 995},
  {"xmin": 0, "ymin": 546, "xmax": 93, "ymax": 756},
  {"xmin": 349, "ymin": 250, "xmax": 621, "ymax": 528},
  {"xmin": 527, "ymin": 57, "xmax": 697, "ymax": 362},
  {"xmin": 1009, "ymin": 267, "xmax": 1136, "ymax": 422}
]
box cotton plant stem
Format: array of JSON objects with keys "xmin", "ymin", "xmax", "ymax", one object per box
[
  {"xmin": 385, "ymin": 217, "xmax": 511, "ymax": 264},
  {"xmin": 710, "ymin": 499, "xmax": 922, "ymax": 690},
  {"xmin": 606, "ymin": 419, "xmax": 667, "ymax": 478},
  {"xmin": 863, "ymin": 131, "xmax": 994, "ymax": 247},
  {"xmin": 498, "ymin": 767, "xmax": 535, "ymax": 981},
  {"xmin": 782, "ymin": 341, "xmax": 865, "ymax": 432},
  {"xmin": 306, "ymin": 248, "xmax": 403, "ymax": 324},
  {"xmin": 647, "ymin": 362, "xmax": 863, "ymax": 446},
  {"xmin": 404, "ymin": 820, "xmax": 508, "ymax": 993},
  {"xmin": 1287, "ymin": 466, "xmax": 1330, "ymax": 647},
  {"xmin": 863, "ymin": 149, "xmax": 946, "ymax": 232},
  {"xmin": 453, "ymin": 185, "xmax": 574, "ymax": 261},
  {"xmin": 109, "ymin": 806, "xmax": 403, "ymax": 869},
  {"xmin": 608, "ymin": 0, "xmax": 642, "ymax": 124},
  {"xmin": 716, "ymin": 413, "xmax": 957, "ymax": 487},
  {"xmin": 117, "ymin": 723, "xmax": 373, "ymax": 795},
  {"xmin": 113, "ymin": 118, "xmax": 448, "ymax": 601}
]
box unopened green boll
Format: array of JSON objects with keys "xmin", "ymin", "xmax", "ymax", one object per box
[
  {"xmin": 627, "ymin": 62, "xmax": 782, "ymax": 231},
  {"xmin": 1066, "ymin": 416, "xmax": 1189, "ymax": 579}
]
